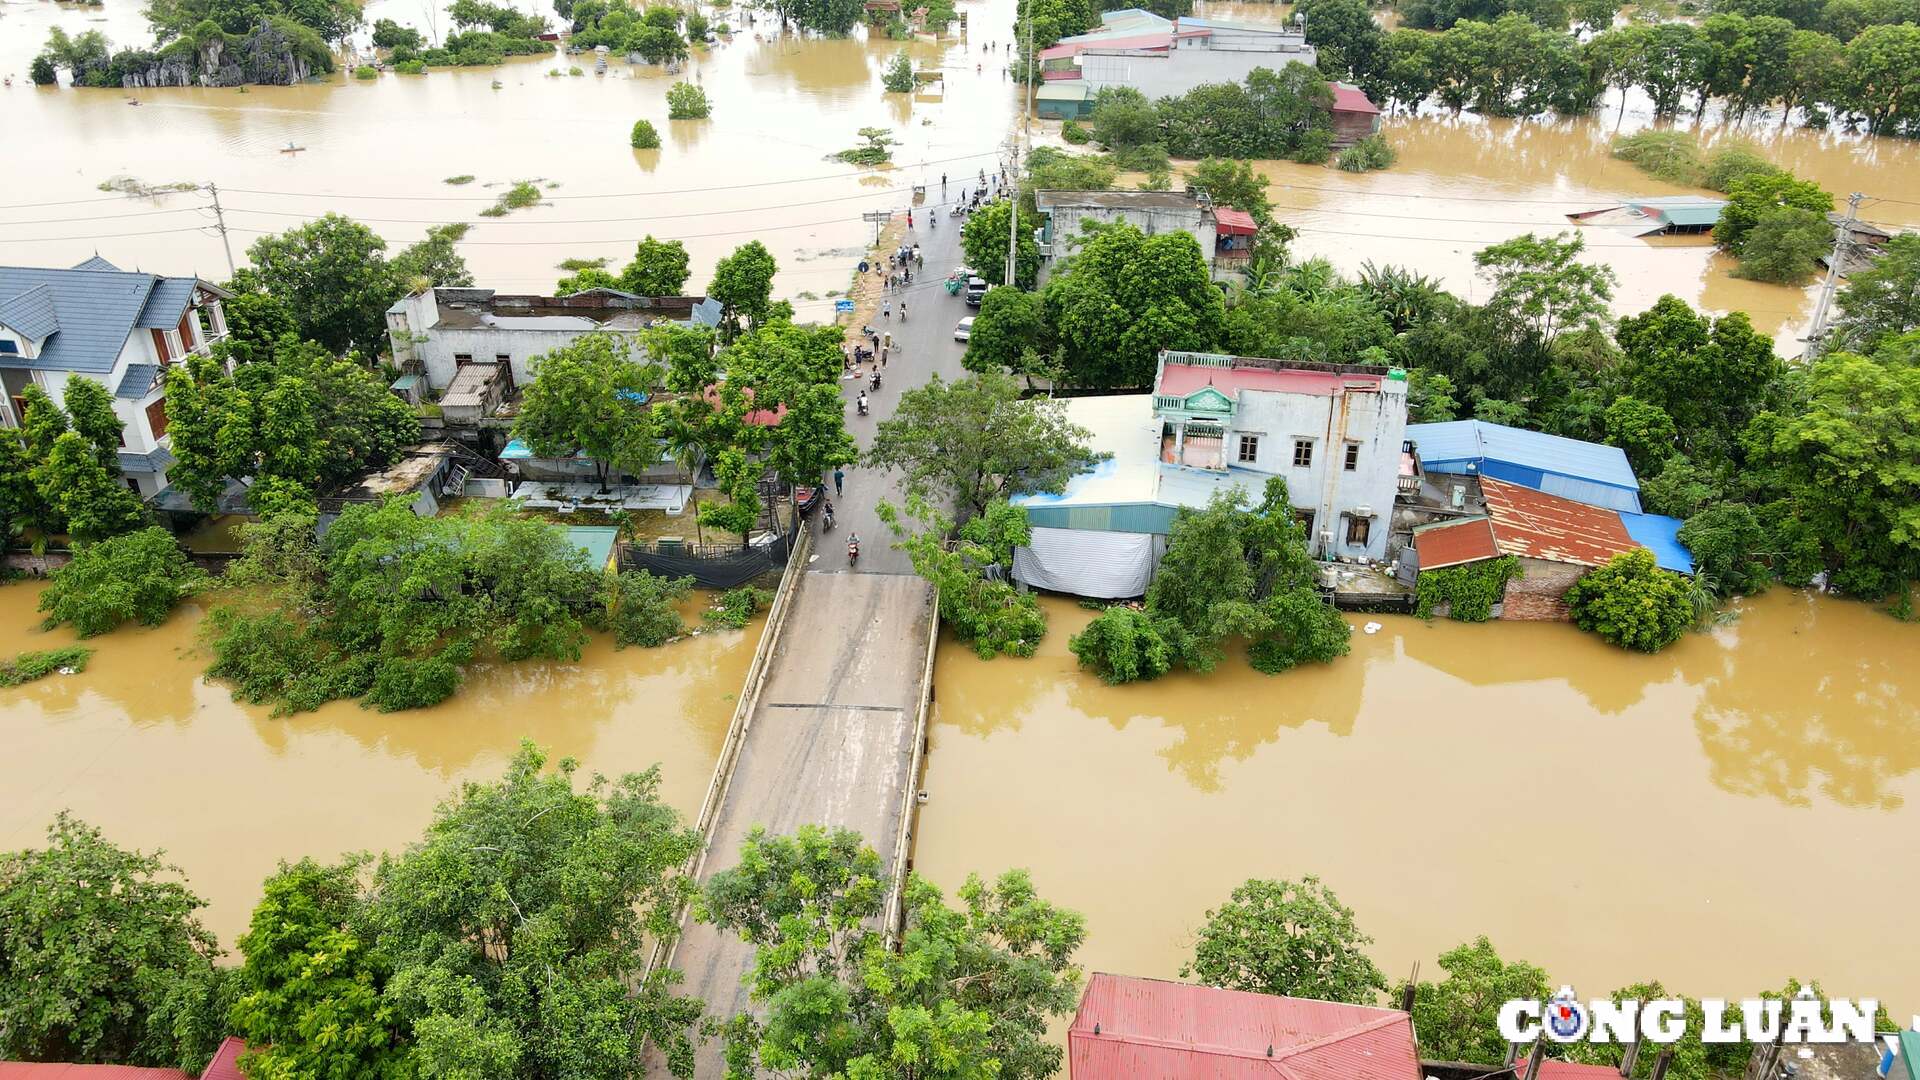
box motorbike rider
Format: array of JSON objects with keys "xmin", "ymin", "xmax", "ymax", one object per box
[
  {"xmin": 857, "ymin": 390, "xmax": 869, "ymax": 414},
  {"xmin": 847, "ymin": 533, "xmax": 861, "ymax": 563},
  {"xmin": 822, "ymin": 500, "xmax": 835, "ymax": 531}
]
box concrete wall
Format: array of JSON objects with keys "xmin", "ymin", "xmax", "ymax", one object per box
[
  {"xmin": 1224, "ymin": 381, "xmax": 1408, "ymax": 562},
  {"xmin": 1079, "ymin": 36, "xmax": 1316, "ymax": 99},
  {"xmin": 388, "ymin": 291, "xmax": 594, "ymax": 390},
  {"xmin": 1502, "ymin": 556, "xmax": 1587, "ymax": 621},
  {"xmin": 1045, "ymin": 205, "xmax": 1215, "ymax": 262}
]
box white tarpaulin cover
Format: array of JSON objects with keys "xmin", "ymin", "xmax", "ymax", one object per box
[{"xmin": 1013, "ymin": 527, "xmax": 1157, "ymax": 599}]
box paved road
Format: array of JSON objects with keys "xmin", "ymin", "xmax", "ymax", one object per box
[
  {"xmin": 820, "ymin": 182, "xmax": 981, "ymax": 574},
  {"xmin": 658, "ymin": 183, "xmax": 984, "ymax": 1078}
]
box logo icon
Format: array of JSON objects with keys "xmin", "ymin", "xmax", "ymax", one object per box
[{"xmin": 1545, "ymin": 987, "xmax": 1588, "ymax": 1043}]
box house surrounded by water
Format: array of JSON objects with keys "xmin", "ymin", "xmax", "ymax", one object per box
[
  {"xmin": 0, "ymin": 257, "xmax": 231, "ymax": 498},
  {"xmin": 1010, "ymin": 351, "xmax": 1408, "ymax": 598}
]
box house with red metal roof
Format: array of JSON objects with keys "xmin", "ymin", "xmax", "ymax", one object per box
[
  {"xmin": 1069, "ymin": 973, "xmax": 1424, "ymax": 1080},
  {"xmin": 0, "ymin": 1037, "xmax": 247, "ymax": 1080}
]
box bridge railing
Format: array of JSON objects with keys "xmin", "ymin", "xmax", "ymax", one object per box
[{"xmin": 882, "ymin": 584, "xmax": 942, "ymax": 942}]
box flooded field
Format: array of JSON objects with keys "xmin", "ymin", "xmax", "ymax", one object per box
[
  {"xmin": 0, "ymin": 0, "xmax": 1021, "ymax": 315},
  {"xmin": 913, "ymin": 592, "xmax": 1920, "ymax": 1015},
  {"xmin": 0, "ymin": 580, "xmax": 762, "ymax": 947}
]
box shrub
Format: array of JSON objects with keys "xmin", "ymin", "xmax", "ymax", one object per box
[
  {"xmin": 1060, "ymin": 119, "xmax": 1090, "ymax": 144},
  {"xmin": 630, "ymin": 118, "xmax": 661, "ymax": 149},
  {"xmin": 30, "ymin": 54, "xmax": 58, "ymax": 84},
  {"xmin": 1611, "ymin": 130, "xmax": 1702, "ymax": 184},
  {"xmin": 685, "ymin": 10, "xmax": 709, "ymax": 38},
  {"xmin": 1246, "ymin": 590, "xmax": 1351, "ymax": 674},
  {"xmin": 1700, "ymin": 145, "xmax": 1781, "ymax": 192},
  {"xmin": 353, "ymin": 63, "xmax": 378, "ymax": 79},
  {"xmin": 0, "ymin": 645, "xmax": 94, "ymax": 688},
  {"xmin": 605, "ymin": 570, "xmax": 693, "ymax": 647},
  {"xmin": 1677, "ymin": 504, "xmax": 1770, "ymax": 596},
  {"xmin": 1336, "ymin": 133, "xmax": 1396, "ymax": 172},
  {"xmin": 1729, "ymin": 206, "xmax": 1831, "ymax": 284},
  {"xmin": 1070, "ymin": 605, "xmax": 1178, "ymax": 684},
  {"xmin": 394, "ymin": 58, "xmax": 426, "ymax": 73},
  {"xmin": 202, "ymin": 606, "xmax": 375, "ymax": 716},
  {"xmin": 366, "ymin": 654, "xmax": 462, "ymax": 711},
  {"xmin": 666, "ymin": 80, "xmax": 710, "ymax": 119},
  {"xmin": 703, "ymin": 585, "xmax": 773, "ymax": 629},
  {"xmin": 882, "ymin": 50, "xmax": 915, "ymax": 92},
  {"xmin": 38, "ymin": 528, "xmax": 206, "ymax": 638},
  {"xmin": 1287, "ymin": 129, "xmax": 1334, "ymax": 165},
  {"xmin": 1565, "ymin": 549, "xmax": 1692, "ymax": 652},
  {"xmin": 1414, "ymin": 556, "xmax": 1520, "ymax": 621},
  {"xmin": 444, "ymin": 174, "xmax": 476, "ymax": 184}
]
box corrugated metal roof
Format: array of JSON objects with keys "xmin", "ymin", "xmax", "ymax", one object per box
[
  {"xmin": 0, "ymin": 283, "xmax": 62, "ymax": 340},
  {"xmin": 1482, "ymin": 477, "xmax": 1639, "ymax": 568},
  {"xmin": 135, "ymin": 278, "xmax": 195, "ymax": 329},
  {"xmin": 0, "ymin": 1064, "xmax": 190, "ymax": 1079},
  {"xmin": 1069, "ymin": 973, "xmax": 1422, "ymax": 1080},
  {"xmin": 115, "ymin": 363, "xmax": 161, "ymax": 399},
  {"xmin": 440, "ymin": 361, "xmax": 503, "ymax": 408},
  {"xmin": 1628, "ymin": 196, "xmax": 1725, "ymax": 227},
  {"xmin": 1900, "ymin": 1031, "xmax": 1920, "ymax": 1080},
  {"xmin": 1515, "ymin": 1057, "xmax": 1628, "ymax": 1079},
  {"xmin": 1036, "ymin": 82, "xmax": 1092, "ymax": 100},
  {"xmin": 1331, "ymin": 83, "xmax": 1380, "ymax": 114},
  {"xmin": 0, "ymin": 266, "xmax": 162, "ymax": 373},
  {"xmin": 1618, "ymin": 511, "xmax": 1693, "ymax": 574},
  {"xmin": 198, "ymin": 1039, "xmax": 248, "ymax": 1080},
  {"xmin": 1214, "ymin": 208, "xmax": 1258, "ymax": 235},
  {"xmin": 1407, "ymin": 420, "xmax": 1639, "ymax": 496},
  {"xmin": 1413, "ymin": 516, "xmax": 1499, "ymax": 570}
]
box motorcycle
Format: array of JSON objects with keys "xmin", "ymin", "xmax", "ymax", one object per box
[
  {"xmin": 822, "ymin": 503, "xmax": 836, "ymax": 532},
  {"xmin": 856, "ymin": 392, "xmax": 869, "ymax": 416},
  {"xmin": 847, "ymin": 535, "xmax": 861, "ymax": 566},
  {"xmin": 870, "ymin": 370, "xmax": 882, "ymax": 390}
]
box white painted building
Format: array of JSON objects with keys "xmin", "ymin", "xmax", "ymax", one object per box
[
  {"xmin": 0, "ymin": 257, "xmax": 230, "ymax": 498},
  {"xmin": 1076, "ymin": 20, "xmax": 1318, "ymax": 99},
  {"xmin": 387, "ymin": 287, "xmax": 722, "ymax": 393},
  {"xmin": 1012, "ymin": 352, "xmax": 1408, "ymax": 598},
  {"xmin": 1034, "ymin": 190, "xmax": 1218, "ymax": 265}
]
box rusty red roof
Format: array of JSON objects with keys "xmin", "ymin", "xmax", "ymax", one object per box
[
  {"xmin": 1158, "ymin": 361, "xmax": 1381, "ymax": 400},
  {"xmin": 198, "ymin": 1040, "xmax": 247, "ymax": 1080},
  {"xmin": 1516, "ymin": 1056, "xmax": 1629, "ymax": 1079},
  {"xmin": 1069, "ymin": 973, "xmax": 1423, "ymax": 1080},
  {"xmin": 1481, "ymin": 477, "xmax": 1639, "ymax": 568},
  {"xmin": 1331, "ymin": 84, "xmax": 1381, "ymax": 114},
  {"xmin": 1413, "ymin": 516, "xmax": 1499, "ymax": 570},
  {"xmin": 1214, "ymin": 207, "xmax": 1259, "ymax": 236}
]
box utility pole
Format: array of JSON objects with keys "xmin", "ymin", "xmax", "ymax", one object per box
[
  {"xmin": 205, "ymin": 182, "xmax": 237, "ymax": 279},
  {"xmin": 1005, "ymin": 2, "xmax": 1033, "ymax": 289},
  {"xmin": 1805, "ymin": 189, "xmax": 1863, "ymax": 356}
]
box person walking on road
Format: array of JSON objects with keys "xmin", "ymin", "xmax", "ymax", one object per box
[{"xmin": 833, "ymin": 467, "xmax": 845, "ymax": 496}]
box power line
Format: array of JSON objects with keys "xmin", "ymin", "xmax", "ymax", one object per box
[
  {"xmin": 220, "ymin": 185, "xmax": 979, "ymax": 226},
  {"xmin": 0, "ymin": 226, "xmax": 215, "ymax": 245},
  {"xmin": 0, "ymin": 206, "xmax": 214, "ymax": 227},
  {"xmin": 216, "ymin": 148, "xmax": 1006, "ymax": 203},
  {"xmin": 0, "ymin": 194, "xmax": 155, "ymax": 211}
]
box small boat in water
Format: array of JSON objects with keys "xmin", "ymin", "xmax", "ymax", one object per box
[{"xmin": 280, "ymin": 143, "xmax": 306, "ymax": 153}]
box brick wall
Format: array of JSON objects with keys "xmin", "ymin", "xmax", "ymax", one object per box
[{"xmin": 1501, "ymin": 557, "xmax": 1587, "ymax": 621}]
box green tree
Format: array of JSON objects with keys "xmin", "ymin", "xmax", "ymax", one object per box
[
  {"xmin": 244, "ymin": 213, "xmax": 398, "ymax": 354},
  {"xmin": 961, "ymin": 199, "xmax": 1043, "ymax": 289},
  {"xmin": 1401, "ymin": 937, "xmax": 1551, "ymax": 1064},
  {"xmin": 1713, "ymin": 171, "xmax": 1833, "ymax": 253},
  {"xmin": 604, "ymin": 570, "xmax": 694, "ymax": 646},
  {"xmin": 1730, "ymin": 206, "xmax": 1831, "ymax": 283},
  {"xmin": 962, "ymin": 286, "xmax": 1049, "ymax": 376},
  {"xmin": 1182, "ymin": 157, "xmax": 1274, "ymax": 225},
  {"xmin": 1602, "ymin": 394, "xmax": 1677, "ymax": 475},
  {"xmin": 228, "ymin": 857, "xmax": 413, "ymax": 1080},
  {"xmin": 37, "ymin": 527, "xmax": 205, "ymax": 637},
  {"xmin": 1296, "ymin": 0, "xmax": 1384, "ymax": 78},
  {"xmin": 630, "ymin": 118, "xmax": 662, "ymax": 148},
  {"xmin": 0, "ymin": 814, "xmax": 231, "ymax": 1071},
  {"xmin": 1020, "ymin": 147, "xmax": 1118, "ymax": 213},
  {"xmin": 1566, "ymin": 548, "xmax": 1694, "ymax": 651},
  {"xmin": 1247, "ymin": 586, "xmax": 1353, "ymax": 674},
  {"xmin": 513, "ymin": 333, "xmax": 660, "ymax": 492},
  {"xmin": 1086, "ymin": 86, "xmax": 1162, "ymax": 151},
  {"xmin": 1040, "ymin": 221, "xmax": 1225, "ymax": 387},
  {"xmin": 1833, "ymin": 233, "xmax": 1920, "ymax": 351},
  {"xmin": 1678, "ymin": 503, "xmax": 1771, "ymax": 596},
  {"xmin": 60, "ymin": 377, "xmax": 125, "ymax": 475},
  {"xmin": 1472, "ymin": 231, "xmax": 1616, "ymax": 344},
  {"xmin": 620, "ymin": 235, "xmax": 690, "ymax": 294},
  {"xmin": 368, "ymin": 742, "xmax": 705, "ymax": 1077},
  {"xmin": 387, "ymin": 223, "xmax": 474, "ymax": 291},
  {"xmin": 700, "ymin": 825, "xmax": 1086, "ymax": 1080},
  {"xmin": 632, "ymin": 22, "xmax": 688, "ymax": 63},
  {"xmin": 665, "ymin": 79, "xmax": 710, "ymax": 117},
  {"xmin": 32, "ymin": 432, "xmax": 146, "ymax": 542},
  {"xmin": 882, "ymin": 497, "xmax": 1049, "ymax": 658},
  {"xmin": 711, "ymin": 320, "xmax": 857, "ymax": 486},
  {"xmin": 1181, "ymin": 877, "xmax": 1387, "ymax": 1004},
  {"xmin": 1069, "ymin": 606, "xmax": 1179, "ymax": 684},
  {"xmin": 1614, "ymin": 295, "xmax": 1782, "ymax": 460},
  {"xmin": 882, "ymin": 48, "xmax": 915, "ymax": 91},
  {"xmin": 865, "ymin": 372, "xmax": 1097, "ymax": 519},
  {"xmin": 1839, "ymin": 23, "xmax": 1920, "ymax": 134},
  {"xmin": 708, "ymin": 240, "xmax": 776, "ymax": 335}
]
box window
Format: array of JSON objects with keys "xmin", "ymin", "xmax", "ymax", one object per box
[
  {"xmin": 495, "ymin": 354, "xmax": 511, "ymax": 364},
  {"xmin": 1345, "ymin": 442, "xmax": 1360, "ymax": 471},
  {"xmin": 145, "ymin": 398, "xmax": 169, "ymax": 439},
  {"xmin": 1237, "ymin": 434, "xmax": 1260, "ymax": 463},
  {"xmin": 1346, "ymin": 516, "xmax": 1371, "ymax": 547},
  {"xmin": 454, "ymin": 353, "xmax": 474, "ymax": 364},
  {"xmin": 1292, "ymin": 439, "xmax": 1313, "ymax": 468},
  {"xmin": 0, "ymin": 340, "xmax": 17, "ymax": 354}
]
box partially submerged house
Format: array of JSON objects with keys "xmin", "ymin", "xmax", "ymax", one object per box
[
  {"xmin": 1068, "ymin": 973, "xmax": 1423, "ymax": 1080},
  {"xmin": 386, "ymin": 287, "xmax": 722, "ymax": 394},
  {"xmin": 1, "ymin": 257, "xmax": 231, "ymax": 497},
  {"xmin": 1011, "ymin": 351, "xmax": 1407, "ymax": 598},
  {"xmin": 323, "ymin": 442, "xmax": 465, "ymax": 517},
  {"xmin": 1039, "ymin": 11, "xmax": 1318, "ymax": 98},
  {"xmin": 1405, "ymin": 418, "xmax": 1644, "ymax": 514},
  {"xmin": 1034, "ymin": 190, "xmax": 1258, "ymax": 280},
  {"xmin": 1567, "ymin": 196, "xmax": 1726, "ymax": 237}
]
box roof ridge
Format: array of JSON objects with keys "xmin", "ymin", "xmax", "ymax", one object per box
[{"xmin": 1269, "ymin": 1011, "xmax": 1409, "ymax": 1061}]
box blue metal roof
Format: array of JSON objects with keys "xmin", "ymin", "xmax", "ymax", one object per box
[
  {"xmin": 1407, "ymin": 419, "xmax": 1642, "ymax": 513},
  {"xmin": 136, "ymin": 277, "xmax": 196, "ymax": 329},
  {"xmin": 0, "ymin": 265, "xmax": 162, "ymax": 374},
  {"xmin": 115, "ymin": 363, "xmax": 161, "ymax": 399},
  {"xmin": 1619, "ymin": 512, "xmax": 1694, "ymax": 575}
]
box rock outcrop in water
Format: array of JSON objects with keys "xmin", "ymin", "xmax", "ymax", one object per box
[{"xmin": 109, "ymin": 19, "xmax": 325, "ymax": 88}]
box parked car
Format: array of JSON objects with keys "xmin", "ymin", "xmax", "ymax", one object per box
[
  {"xmin": 963, "ymin": 277, "xmax": 988, "ymax": 306},
  {"xmin": 954, "ymin": 317, "xmax": 975, "ymax": 342}
]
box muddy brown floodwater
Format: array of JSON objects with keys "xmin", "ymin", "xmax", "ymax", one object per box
[
  {"xmin": 914, "ymin": 593, "xmax": 1920, "ymax": 1020},
  {"xmin": 0, "ymin": 580, "xmax": 763, "ymax": 948}
]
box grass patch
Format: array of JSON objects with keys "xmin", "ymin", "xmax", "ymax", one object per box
[
  {"xmin": 703, "ymin": 586, "xmax": 773, "ymax": 629},
  {"xmin": 1611, "ymin": 130, "xmax": 1703, "ymax": 184},
  {"xmin": 1336, "ymin": 134, "xmax": 1397, "ymax": 172},
  {"xmin": 558, "ymin": 256, "xmax": 610, "ymax": 271},
  {"xmin": 0, "ymin": 645, "xmax": 94, "ymax": 688},
  {"xmin": 481, "ymin": 180, "xmax": 543, "ymax": 217},
  {"xmin": 444, "ymin": 174, "xmax": 476, "ymax": 185}
]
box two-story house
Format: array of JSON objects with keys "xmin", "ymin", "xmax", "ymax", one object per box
[
  {"xmin": 1010, "ymin": 351, "xmax": 1408, "ymax": 599},
  {"xmin": 0, "ymin": 258, "xmax": 229, "ymax": 498}
]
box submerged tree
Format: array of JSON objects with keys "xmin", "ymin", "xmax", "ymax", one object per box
[{"xmin": 1182, "ymin": 876, "xmax": 1388, "ymax": 1005}]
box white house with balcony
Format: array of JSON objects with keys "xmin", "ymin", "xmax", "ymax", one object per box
[
  {"xmin": 0, "ymin": 257, "xmax": 229, "ymax": 498},
  {"xmin": 1010, "ymin": 351, "xmax": 1407, "ymax": 599}
]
